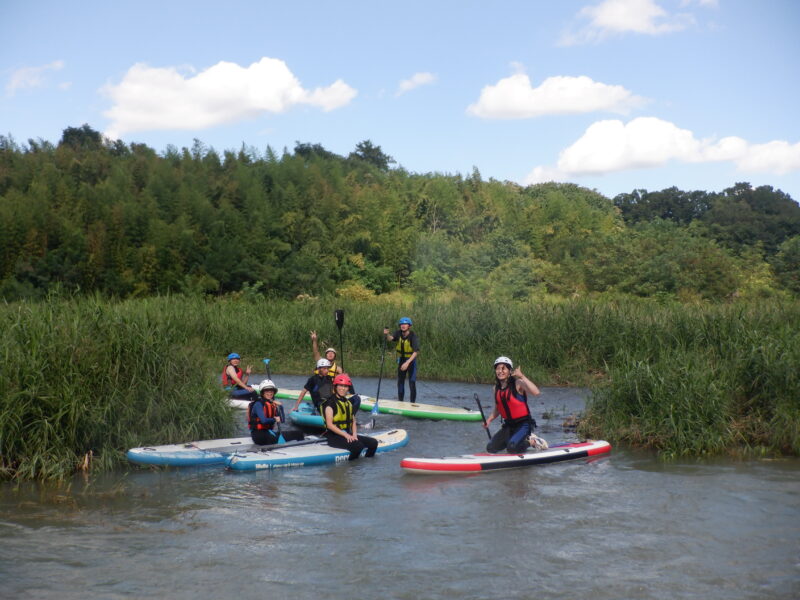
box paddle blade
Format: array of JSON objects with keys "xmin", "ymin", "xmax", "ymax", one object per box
[
  {"xmin": 371, "ymin": 401, "xmax": 379, "ymax": 416},
  {"xmin": 334, "ymin": 309, "xmax": 345, "ymax": 329}
]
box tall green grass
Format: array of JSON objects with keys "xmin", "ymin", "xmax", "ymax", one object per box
[
  {"xmin": 0, "ymin": 295, "xmax": 232, "ymax": 480},
  {"xmin": 581, "ymin": 302, "xmax": 800, "ymax": 457},
  {"xmin": 2, "ymin": 294, "xmax": 798, "ymax": 480}
]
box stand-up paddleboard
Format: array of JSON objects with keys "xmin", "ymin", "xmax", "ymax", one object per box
[
  {"xmin": 127, "ymin": 434, "xmax": 324, "ymax": 467},
  {"xmin": 289, "ymin": 401, "xmax": 324, "ymax": 429},
  {"xmin": 228, "ymin": 389, "xmax": 304, "ymax": 410},
  {"xmin": 400, "ymin": 440, "xmax": 611, "ymax": 474},
  {"xmin": 358, "ymin": 398, "xmax": 483, "ymax": 421},
  {"xmin": 225, "ymin": 429, "xmax": 409, "ymax": 471}
]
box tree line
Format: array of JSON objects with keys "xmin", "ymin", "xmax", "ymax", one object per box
[{"xmin": 1, "ymin": 124, "xmax": 798, "ymax": 302}]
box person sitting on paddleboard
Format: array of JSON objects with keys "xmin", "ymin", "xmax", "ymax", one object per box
[
  {"xmin": 310, "ymin": 330, "xmax": 343, "ymax": 378},
  {"xmin": 383, "ymin": 316, "xmax": 420, "ymax": 403},
  {"xmin": 249, "ymin": 381, "xmax": 305, "ymax": 445},
  {"xmin": 484, "ymin": 356, "xmax": 541, "ymax": 454},
  {"xmin": 222, "ymin": 353, "xmax": 257, "ymax": 401},
  {"xmin": 321, "ymin": 373, "xmax": 377, "ymax": 460},
  {"xmin": 294, "ymin": 358, "xmax": 335, "ymax": 414}
]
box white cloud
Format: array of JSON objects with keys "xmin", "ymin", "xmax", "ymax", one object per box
[
  {"xmin": 560, "ymin": 0, "xmax": 695, "ymax": 45},
  {"xmin": 467, "ymin": 73, "xmax": 646, "ymax": 119},
  {"xmin": 102, "ymin": 57, "xmax": 357, "ymax": 138},
  {"xmin": 5, "ymin": 60, "xmax": 65, "ymax": 96},
  {"xmin": 524, "ymin": 116, "xmax": 800, "ymax": 184},
  {"xmin": 396, "ymin": 72, "xmax": 436, "ymax": 96}
]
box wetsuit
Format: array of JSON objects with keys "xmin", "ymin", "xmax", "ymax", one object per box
[
  {"xmin": 486, "ymin": 377, "xmax": 537, "ymax": 454},
  {"xmin": 248, "ymin": 399, "xmax": 304, "ymax": 445},
  {"xmin": 321, "ymin": 394, "xmax": 378, "ymax": 460},
  {"xmin": 390, "ymin": 329, "xmax": 420, "ymax": 402},
  {"xmin": 303, "ymin": 373, "xmax": 334, "ymax": 414}
]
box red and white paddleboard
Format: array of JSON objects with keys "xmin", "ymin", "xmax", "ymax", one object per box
[{"xmin": 400, "ymin": 440, "xmax": 611, "ymax": 474}]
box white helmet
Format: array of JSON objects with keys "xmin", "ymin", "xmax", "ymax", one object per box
[
  {"xmin": 259, "ymin": 379, "xmax": 278, "ymax": 393},
  {"xmin": 316, "ymin": 358, "xmax": 332, "ymax": 369},
  {"xmin": 494, "ymin": 356, "xmax": 513, "ymax": 370}
]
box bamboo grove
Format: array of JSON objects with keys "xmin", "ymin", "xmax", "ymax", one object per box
[{"xmin": 2, "ymin": 125, "xmax": 799, "ymax": 303}]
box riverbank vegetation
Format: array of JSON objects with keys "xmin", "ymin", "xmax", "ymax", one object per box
[
  {"xmin": 1, "ymin": 295, "xmax": 798, "ymax": 480},
  {"xmin": 1, "ymin": 125, "xmax": 799, "ymax": 479}
]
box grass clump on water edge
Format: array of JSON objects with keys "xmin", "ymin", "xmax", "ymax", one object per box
[
  {"xmin": 0, "ymin": 295, "xmax": 233, "ymax": 481},
  {"xmin": 580, "ymin": 301, "xmax": 800, "ymax": 458}
]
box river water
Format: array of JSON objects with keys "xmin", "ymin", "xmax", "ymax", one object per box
[{"xmin": 1, "ymin": 376, "xmax": 798, "ymax": 599}]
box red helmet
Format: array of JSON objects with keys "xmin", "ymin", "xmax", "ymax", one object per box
[{"xmin": 333, "ymin": 373, "xmax": 352, "ymax": 387}]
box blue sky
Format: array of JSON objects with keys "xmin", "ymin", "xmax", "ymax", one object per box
[{"xmin": 2, "ymin": 0, "xmax": 799, "ymax": 202}]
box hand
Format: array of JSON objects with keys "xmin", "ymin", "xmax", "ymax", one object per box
[
  {"xmin": 310, "ymin": 330, "xmax": 317, "ymax": 341},
  {"xmin": 383, "ymin": 327, "xmax": 390, "ymax": 335},
  {"xmin": 245, "ymin": 365, "xmax": 252, "ymax": 374},
  {"xmin": 400, "ymin": 361, "xmax": 409, "ymax": 371},
  {"xmin": 275, "ymin": 416, "xmax": 282, "ymax": 424}
]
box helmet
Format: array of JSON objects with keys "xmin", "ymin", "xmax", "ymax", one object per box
[
  {"xmin": 399, "ymin": 317, "xmax": 412, "ymax": 326},
  {"xmin": 494, "ymin": 356, "xmax": 513, "ymax": 370},
  {"xmin": 316, "ymin": 358, "xmax": 332, "ymax": 369},
  {"xmin": 259, "ymin": 379, "xmax": 278, "ymax": 393},
  {"xmin": 227, "ymin": 353, "xmax": 241, "ymax": 360},
  {"xmin": 324, "ymin": 347, "xmax": 337, "ymax": 357},
  {"xmin": 333, "ymin": 373, "xmax": 352, "ymax": 387}
]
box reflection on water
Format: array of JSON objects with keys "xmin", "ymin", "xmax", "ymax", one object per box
[{"xmin": 1, "ymin": 377, "xmax": 798, "ymax": 600}]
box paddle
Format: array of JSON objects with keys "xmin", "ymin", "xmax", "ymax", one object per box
[
  {"xmin": 372, "ymin": 330, "xmax": 388, "ymax": 416},
  {"xmin": 276, "ymin": 404, "xmax": 286, "ymax": 444},
  {"xmin": 474, "ymin": 393, "xmax": 492, "ymax": 440},
  {"xmin": 263, "ymin": 358, "xmax": 271, "ymax": 379},
  {"xmin": 334, "ymin": 309, "xmax": 345, "ymax": 372},
  {"xmin": 204, "ymin": 436, "xmax": 325, "ymax": 455}
]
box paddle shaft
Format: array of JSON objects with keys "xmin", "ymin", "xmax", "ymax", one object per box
[
  {"xmin": 372, "ymin": 332, "xmax": 388, "ymax": 416},
  {"xmin": 334, "ymin": 309, "xmax": 345, "ymax": 372},
  {"xmin": 474, "ymin": 393, "xmax": 492, "ymax": 439}
]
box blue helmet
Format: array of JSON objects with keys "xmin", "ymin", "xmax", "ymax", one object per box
[
  {"xmin": 227, "ymin": 353, "xmax": 241, "ymax": 360},
  {"xmin": 399, "ymin": 317, "xmax": 413, "ymax": 326}
]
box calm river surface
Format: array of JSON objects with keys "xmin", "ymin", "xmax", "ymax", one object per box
[{"xmin": 1, "ymin": 376, "xmax": 798, "ymax": 599}]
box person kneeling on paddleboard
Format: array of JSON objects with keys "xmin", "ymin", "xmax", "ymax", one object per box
[
  {"xmin": 484, "ymin": 356, "xmax": 541, "ymax": 454},
  {"xmin": 249, "ymin": 381, "xmax": 305, "ymax": 445},
  {"xmin": 321, "ymin": 374, "xmax": 377, "ymax": 461}
]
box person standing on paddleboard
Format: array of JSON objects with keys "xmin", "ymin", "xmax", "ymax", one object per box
[
  {"xmin": 310, "ymin": 330, "xmax": 343, "ymax": 378},
  {"xmin": 249, "ymin": 381, "xmax": 304, "ymax": 445},
  {"xmin": 384, "ymin": 317, "xmax": 420, "ymax": 402},
  {"xmin": 222, "ymin": 353, "xmax": 257, "ymax": 401},
  {"xmin": 484, "ymin": 356, "xmax": 541, "ymax": 454},
  {"xmin": 321, "ymin": 374, "xmax": 378, "ymax": 460}
]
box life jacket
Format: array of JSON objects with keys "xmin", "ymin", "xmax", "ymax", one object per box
[
  {"xmin": 494, "ymin": 377, "xmax": 531, "ymax": 424},
  {"xmin": 324, "ymin": 395, "xmax": 353, "ymax": 434},
  {"xmin": 222, "ymin": 365, "xmax": 244, "ymax": 388},
  {"xmin": 248, "ymin": 399, "xmax": 277, "ymax": 431},
  {"xmin": 307, "ymin": 374, "xmax": 333, "ymax": 406},
  {"xmin": 395, "ymin": 333, "xmax": 415, "ymax": 360}
]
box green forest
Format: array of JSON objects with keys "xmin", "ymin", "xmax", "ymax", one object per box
[{"xmin": 2, "ymin": 124, "xmax": 799, "ymax": 303}]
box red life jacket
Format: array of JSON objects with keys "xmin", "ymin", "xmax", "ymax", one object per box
[
  {"xmin": 494, "ymin": 377, "xmax": 531, "ymax": 424},
  {"xmin": 222, "ymin": 365, "xmax": 243, "ymax": 388},
  {"xmin": 248, "ymin": 400, "xmax": 277, "ymax": 431}
]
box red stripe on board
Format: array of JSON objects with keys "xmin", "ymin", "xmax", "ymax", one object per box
[
  {"xmin": 587, "ymin": 443, "xmax": 612, "ymax": 456},
  {"xmin": 400, "ymin": 459, "xmax": 482, "ymax": 472}
]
